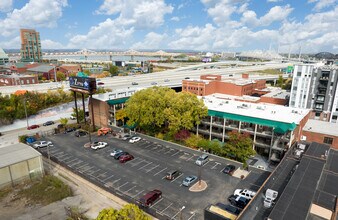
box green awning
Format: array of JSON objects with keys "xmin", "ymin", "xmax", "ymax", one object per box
[
  {"xmin": 123, "ymin": 123, "xmax": 137, "ymax": 129},
  {"xmin": 107, "ymin": 97, "xmax": 129, "ymax": 105},
  {"xmin": 208, "ymin": 109, "xmax": 296, "ymax": 134}
]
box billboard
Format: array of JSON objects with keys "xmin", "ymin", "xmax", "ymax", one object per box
[{"xmin": 69, "ymin": 76, "xmax": 96, "ymax": 93}]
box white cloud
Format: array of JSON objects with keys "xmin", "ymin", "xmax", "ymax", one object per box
[
  {"xmin": 0, "ymin": 36, "xmax": 20, "ymax": 49},
  {"xmin": 171, "ymin": 16, "xmax": 180, "ymax": 21},
  {"xmin": 0, "ymin": 0, "xmax": 68, "ymax": 37},
  {"xmin": 0, "ymin": 0, "xmax": 13, "ymax": 12},
  {"xmin": 308, "ymin": 0, "xmax": 337, "ymax": 11},
  {"xmin": 267, "ymin": 0, "xmax": 282, "ymax": 2},
  {"xmin": 132, "ymin": 32, "xmax": 167, "ymax": 49},
  {"xmin": 42, "ymin": 39, "xmax": 65, "ymax": 49}
]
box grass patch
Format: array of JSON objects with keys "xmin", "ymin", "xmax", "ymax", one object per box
[
  {"xmin": 66, "ymin": 206, "xmax": 89, "ymax": 220},
  {"xmin": 0, "ymin": 187, "xmax": 13, "ymax": 201},
  {"xmin": 18, "ymin": 175, "xmax": 72, "ymax": 206},
  {"xmin": 252, "ymin": 68, "xmax": 283, "ymax": 75}
]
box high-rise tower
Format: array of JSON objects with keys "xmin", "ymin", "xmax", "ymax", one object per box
[{"xmin": 20, "ymin": 29, "xmax": 42, "ymax": 62}]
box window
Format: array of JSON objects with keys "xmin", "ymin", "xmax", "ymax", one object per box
[
  {"xmin": 323, "ymin": 137, "xmax": 333, "ymax": 145},
  {"xmin": 297, "ymin": 72, "xmax": 301, "ymax": 76},
  {"xmin": 332, "ymin": 115, "xmax": 337, "ymax": 120},
  {"xmin": 315, "ymin": 112, "xmax": 321, "ymax": 117}
]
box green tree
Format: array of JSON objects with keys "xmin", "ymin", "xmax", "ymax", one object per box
[
  {"xmin": 185, "ymin": 134, "xmax": 202, "ymax": 148},
  {"xmin": 277, "ymin": 75, "xmax": 284, "ymax": 88},
  {"xmin": 109, "ymin": 64, "xmax": 119, "ymax": 76},
  {"xmin": 71, "ymin": 108, "xmax": 84, "ymax": 122},
  {"xmin": 96, "ymin": 204, "xmax": 151, "ymax": 220},
  {"xmin": 224, "ymin": 131, "xmax": 255, "ymax": 162},
  {"xmin": 56, "ymin": 71, "xmax": 66, "ymax": 81},
  {"xmin": 60, "ymin": 117, "xmax": 68, "ymax": 125}
]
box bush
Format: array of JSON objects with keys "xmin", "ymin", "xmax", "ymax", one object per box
[
  {"xmin": 155, "ymin": 132, "xmax": 164, "ymax": 140},
  {"xmin": 19, "ymin": 135, "xmax": 28, "ymax": 143},
  {"xmin": 185, "ymin": 134, "xmax": 202, "ymax": 148}
]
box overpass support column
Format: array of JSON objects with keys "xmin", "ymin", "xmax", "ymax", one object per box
[
  {"xmin": 209, "ymin": 116, "xmax": 213, "ymax": 141},
  {"xmin": 222, "ymin": 118, "xmax": 226, "ymax": 142},
  {"xmin": 253, "ymin": 124, "xmax": 258, "ymax": 150},
  {"xmin": 113, "ymin": 105, "xmax": 116, "ymax": 126}
]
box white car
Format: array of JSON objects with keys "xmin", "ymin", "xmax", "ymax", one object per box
[
  {"xmin": 110, "ymin": 149, "xmax": 123, "ymax": 157},
  {"xmin": 129, "ymin": 136, "xmax": 141, "ymax": 143},
  {"xmin": 234, "ymin": 189, "xmax": 257, "ymax": 200},
  {"xmin": 33, "ymin": 141, "xmax": 53, "ymax": 148},
  {"xmin": 91, "ymin": 141, "xmax": 108, "ymax": 150}
]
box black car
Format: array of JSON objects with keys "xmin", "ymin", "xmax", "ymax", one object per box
[
  {"xmin": 223, "ymin": 164, "xmax": 236, "ymax": 175},
  {"xmin": 215, "ymin": 203, "xmax": 241, "ymax": 215},
  {"xmin": 114, "ymin": 151, "xmax": 129, "ymax": 160},
  {"xmin": 228, "ymin": 195, "xmax": 250, "ymax": 209},
  {"xmin": 43, "ymin": 121, "xmax": 54, "ymax": 126},
  {"xmin": 75, "ymin": 130, "xmax": 88, "ymax": 137},
  {"xmin": 64, "ymin": 127, "xmax": 76, "ymax": 133}
]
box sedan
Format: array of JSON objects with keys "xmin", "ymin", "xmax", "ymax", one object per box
[
  {"xmin": 151, "ymin": 82, "xmax": 157, "ymax": 85},
  {"xmin": 43, "ymin": 121, "xmax": 54, "ymax": 126},
  {"xmin": 119, "ymin": 154, "xmax": 134, "ymax": 163},
  {"xmin": 129, "ymin": 136, "xmax": 141, "ymax": 143},
  {"xmin": 91, "ymin": 142, "xmax": 108, "ymax": 150},
  {"xmin": 110, "ymin": 149, "xmax": 123, "ymax": 157},
  {"xmin": 114, "ymin": 151, "xmax": 129, "ymax": 160},
  {"xmin": 182, "ymin": 175, "xmax": 198, "ymax": 187},
  {"xmin": 75, "ymin": 130, "xmax": 88, "ymax": 137},
  {"xmin": 33, "ymin": 141, "xmax": 53, "ymax": 148},
  {"xmin": 64, "ymin": 127, "xmax": 76, "ymax": 133},
  {"xmin": 223, "ymin": 164, "xmax": 236, "ymax": 175},
  {"xmin": 97, "ymin": 82, "xmax": 105, "ymax": 85},
  {"xmin": 27, "ymin": 125, "xmax": 40, "ymax": 130},
  {"xmin": 132, "ymin": 82, "xmax": 138, "ymax": 85},
  {"xmin": 164, "ymin": 79, "xmax": 170, "ymax": 82}
]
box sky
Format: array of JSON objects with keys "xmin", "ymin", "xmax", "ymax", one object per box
[{"xmin": 0, "ymin": 0, "xmax": 337, "ymax": 53}]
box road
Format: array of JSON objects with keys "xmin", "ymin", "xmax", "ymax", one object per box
[{"xmin": 0, "ymin": 61, "xmax": 291, "ymax": 95}]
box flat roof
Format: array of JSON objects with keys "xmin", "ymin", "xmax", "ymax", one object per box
[
  {"xmin": 212, "ymin": 93, "xmax": 261, "ymax": 102},
  {"xmin": 0, "ymin": 143, "xmax": 41, "ymax": 168},
  {"xmin": 261, "ymin": 87, "xmax": 290, "ymax": 99},
  {"xmin": 93, "ymin": 87, "xmax": 142, "ymax": 102},
  {"xmin": 303, "ymin": 119, "xmax": 338, "ymax": 137},
  {"xmin": 202, "ymin": 95, "xmax": 310, "ymax": 125}
]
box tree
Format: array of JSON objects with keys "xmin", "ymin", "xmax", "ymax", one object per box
[
  {"xmin": 96, "ymin": 204, "xmax": 151, "ymax": 220},
  {"xmin": 109, "ymin": 64, "xmax": 119, "ymax": 76},
  {"xmin": 185, "ymin": 134, "xmax": 202, "ymax": 148},
  {"xmin": 277, "ymin": 75, "xmax": 284, "ymax": 88},
  {"xmin": 56, "ymin": 71, "xmax": 66, "ymax": 81},
  {"xmin": 174, "ymin": 129, "xmax": 191, "ymax": 141},
  {"xmin": 116, "ymin": 109, "xmax": 127, "ymax": 124},
  {"xmin": 60, "ymin": 117, "xmax": 68, "ymax": 125},
  {"xmin": 71, "ymin": 108, "xmax": 84, "ymax": 122},
  {"xmin": 224, "ymin": 131, "xmax": 255, "ymax": 162}
]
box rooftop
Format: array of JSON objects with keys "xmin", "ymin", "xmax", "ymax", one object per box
[
  {"xmin": 303, "ymin": 119, "xmax": 338, "ymax": 137},
  {"xmin": 27, "ymin": 64, "xmax": 54, "ymax": 73},
  {"xmin": 0, "ymin": 48, "xmax": 9, "ymax": 59},
  {"xmin": 0, "ymin": 143, "xmax": 42, "ymax": 168},
  {"xmin": 261, "ymin": 87, "xmax": 290, "ymax": 99},
  {"xmin": 202, "ymin": 95, "xmax": 310, "ymax": 125}
]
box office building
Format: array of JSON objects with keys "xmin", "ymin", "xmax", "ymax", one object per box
[
  {"xmin": 20, "ymin": 29, "xmax": 42, "ymax": 62},
  {"xmin": 289, "ymin": 64, "xmax": 338, "ymax": 122},
  {"xmin": 0, "ymin": 48, "xmax": 9, "ymax": 65}
]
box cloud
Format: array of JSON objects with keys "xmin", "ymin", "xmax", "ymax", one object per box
[
  {"xmin": 0, "ymin": 0, "xmax": 13, "ymax": 12},
  {"xmin": 171, "ymin": 16, "xmax": 180, "ymax": 21},
  {"xmin": 308, "ymin": 0, "xmax": 337, "ymax": 11},
  {"xmin": 0, "ymin": 0, "xmax": 68, "ymax": 37},
  {"xmin": 42, "ymin": 39, "xmax": 65, "ymax": 49},
  {"xmin": 267, "ymin": 0, "xmax": 282, "ymax": 2},
  {"xmin": 0, "ymin": 36, "xmax": 20, "ymax": 49},
  {"xmin": 95, "ymin": 0, "xmax": 173, "ymax": 29},
  {"xmin": 132, "ymin": 32, "xmax": 167, "ymax": 49}
]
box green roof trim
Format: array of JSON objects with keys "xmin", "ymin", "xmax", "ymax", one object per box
[
  {"xmin": 208, "ymin": 109, "xmax": 296, "ymax": 134},
  {"xmin": 107, "ymin": 97, "xmax": 129, "ymax": 105}
]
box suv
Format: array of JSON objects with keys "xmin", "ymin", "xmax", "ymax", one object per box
[
  {"xmin": 75, "ymin": 130, "xmax": 88, "ymax": 137},
  {"xmin": 97, "ymin": 127, "xmax": 112, "ymax": 136},
  {"xmin": 195, "ymin": 154, "xmax": 209, "ymax": 166},
  {"xmin": 32, "ymin": 141, "xmax": 53, "ymax": 148},
  {"xmin": 234, "ymin": 189, "xmax": 256, "ymax": 200},
  {"xmin": 165, "ymin": 170, "xmax": 181, "ymax": 180},
  {"xmin": 228, "ymin": 195, "xmax": 250, "ymax": 209},
  {"xmin": 139, "ymin": 190, "xmax": 162, "ymax": 207}
]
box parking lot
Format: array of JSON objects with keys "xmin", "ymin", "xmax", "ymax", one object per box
[{"xmin": 39, "ymin": 131, "xmax": 270, "ymax": 219}]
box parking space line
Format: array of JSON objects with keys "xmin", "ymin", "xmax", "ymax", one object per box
[
  {"xmin": 80, "ymin": 166, "xmax": 95, "ymax": 173},
  {"xmin": 102, "ymin": 174, "xmax": 114, "ymax": 182},
  {"xmin": 202, "ymin": 161, "xmax": 210, "ymax": 167},
  {"xmin": 131, "ymin": 159, "xmax": 146, "ymax": 167},
  {"xmin": 171, "ymin": 151, "xmax": 181, "ymax": 157},
  {"xmin": 146, "ymin": 164, "xmax": 159, "ymax": 173},
  {"xmin": 211, "ymin": 162, "xmax": 221, "ymax": 169},
  {"xmin": 171, "ymin": 209, "xmax": 183, "ymax": 220},
  {"xmin": 60, "ymin": 155, "xmax": 72, "ymax": 161},
  {"xmin": 187, "ymin": 213, "xmax": 196, "ymax": 220},
  {"xmin": 220, "ymin": 168, "xmax": 225, "ymax": 173},
  {"xmin": 159, "ymin": 203, "xmax": 173, "ymax": 214},
  {"xmin": 118, "ymin": 182, "xmax": 129, "ymax": 189},
  {"xmin": 186, "ymin": 155, "xmax": 194, "ymax": 161},
  {"xmin": 64, "ymin": 158, "xmax": 77, "ymax": 164},
  {"xmin": 77, "ymin": 162, "xmax": 89, "ymax": 170},
  {"xmin": 124, "ymin": 186, "xmax": 136, "ymax": 193},
  {"xmin": 165, "ymin": 149, "xmax": 175, "ymax": 154},
  {"xmin": 171, "ymin": 173, "xmax": 183, "ymax": 183},
  {"xmin": 88, "ymin": 168, "xmax": 101, "ymax": 175},
  {"xmin": 53, "ymin": 151, "xmax": 66, "ymax": 157},
  {"xmin": 150, "ymin": 198, "xmax": 163, "ymax": 208},
  {"xmin": 112, "ymin": 178, "xmax": 121, "ymax": 184},
  {"xmin": 68, "ymin": 160, "xmax": 83, "ymax": 167},
  {"xmin": 154, "ymin": 167, "xmax": 167, "ymax": 176},
  {"xmin": 98, "ymin": 171, "xmax": 108, "ymax": 177},
  {"xmin": 132, "ymin": 190, "xmax": 144, "ymax": 199},
  {"xmin": 138, "ymin": 162, "xmax": 152, "ymax": 170}
]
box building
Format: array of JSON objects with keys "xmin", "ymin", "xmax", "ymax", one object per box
[
  {"xmin": 239, "ymin": 142, "xmax": 338, "ymax": 220},
  {"xmin": 0, "ymin": 143, "xmax": 44, "ymax": 189},
  {"xmin": 302, "ymin": 119, "xmax": 338, "ymax": 149},
  {"xmin": 59, "ymin": 64, "xmax": 82, "ymax": 76},
  {"xmin": 26, "ymin": 64, "xmax": 65, "ymax": 81},
  {"xmin": 289, "ymin": 64, "xmax": 338, "ymax": 122},
  {"xmin": 0, "ymin": 74, "xmax": 38, "ymax": 86},
  {"xmin": 20, "ymin": 29, "xmax": 42, "ymax": 62},
  {"xmin": 90, "ymin": 88, "xmax": 310, "ymax": 162},
  {"xmin": 0, "ymin": 48, "xmax": 9, "ymax": 65}
]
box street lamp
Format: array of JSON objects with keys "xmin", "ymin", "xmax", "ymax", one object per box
[
  {"xmin": 179, "ymin": 206, "xmax": 185, "ymax": 220},
  {"xmin": 50, "ymin": 64, "xmax": 57, "ymax": 82}
]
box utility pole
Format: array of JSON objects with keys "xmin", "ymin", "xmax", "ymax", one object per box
[{"xmin": 23, "ymin": 94, "xmax": 29, "ymax": 128}]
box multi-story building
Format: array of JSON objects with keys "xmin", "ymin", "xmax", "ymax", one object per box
[
  {"xmin": 20, "ymin": 29, "xmax": 42, "ymax": 62},
  {"xmin": 289, "ymin": 64, "xmax": 338, "ymax": 122},
  {"xmin": 0, "ymin": 48, "xmax": 9, "ymax": 65},
  {"xmin": 0, "ymin": 74, "xmax": 38, "ymax": 86}
]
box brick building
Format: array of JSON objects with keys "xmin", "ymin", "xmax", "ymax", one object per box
[{"xmin": 0, "ymin": 74, "xmax": 38, "ymax": 86}]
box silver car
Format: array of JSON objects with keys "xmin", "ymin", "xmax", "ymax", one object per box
[
  {"xmin": 33, "ymin": 141, "xmax": 53, "ymax": 148},
  {"xmin": 182, "ymin": 175, "xmax": 197, "ymax": 187}
]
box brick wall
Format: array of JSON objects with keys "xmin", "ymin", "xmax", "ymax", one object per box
[
  {"xmin": 302, "ymin": 130, "xmax": 338, "ymax": 149},
  {"xmin": 90, "ymin": 98, "xmax": 109, "ymax": 128}
]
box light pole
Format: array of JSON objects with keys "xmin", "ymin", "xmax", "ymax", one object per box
[
  {"xmin": 179, "ymin": 206, "xmax": 185, "ymax": 220},
  {"xmin": 50, "ymin": 64, "xmax": 57, "ymax": 82},
  {"xmin": 23, "ymin": 94, "xmax": 29, "ymax": 128}
]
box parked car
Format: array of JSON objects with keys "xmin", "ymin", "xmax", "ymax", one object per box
[
  {"xmin": 122, "ymin": 134, "xmax": 132, "ymax": 141},
  {"xmin": 110, "ymin": 149, "xmax": 123, "ymax": 157},
  {"xmin": 91, "ymin": 141, "xmax": 108, "ymax": 150},
  {"xmin": 185, "ymin": 77, "xmax": 190, "ymax": 79},
  {"xmin": 182, "ymin": 175, "xmax": 197, "ymax": 187},
  {"xmin": 195, "ymin": 154, "xmax": 209, "ymax": 166},
  {"xmin": 75, "ymin": 130, "xmax": 88, "ymax": 137},
  {"xmin": 164, "ymin": 79, "xmax": 170, "ymax": 82},
  {"xmin": 70, "ymin": 116, "xmax": 76, "ymax": 120},
  {"xmin": 57, "ymin": 124, "xmax": 65, "ymax": 129},
  {"xmin": 129, "ymin": 136, "xmax": 141, "ymax": 143},
  {"xmin": 234, "ymin": 189, "xmax": 256, "ymax": 200},
  {"xmin": 132, "ymin": 82, "xmax": 138, "ymax": 85},
  {"xmin": 165, "ymin": 170, "xmax": 181, "ymax": 180},
  {"xmin": 97, "ymin": 82, "xmax": 105, "ymax": 85},
  {"xmin": 43, "ymin": 121, "xmax": 54, "ymax": 126},
  {"xmin": 114, "ymin": 151, "xmax": 129, "ymax": 160},
  {"xmin": 27, "ymin": 124, "xmax": 40, "ymax": 130},
  {"xmin": 97, "ymin": 127, "xmax": 112, "ymax": 136},
  {"xmin": 64, "ymin": 127, "xmax": 76, "ymax": 133},
  {"xmin": 151, "ymin": 82, "xmax": 157, "ymax": 85},
  {"xmin": 215, "ymin": 203, "xmax": 241, "ymax": 215},
  {"xmin": 228, "ymin": 195, "xmax": 250, "ymax": 209},
  {"xmin": 138, "ymin": 190, "xmax": 162, "ymax": 207},
  {"xmin": 119, "ymin": 154, "xmax": 134, "ymax": 163},
  {"xmin": 26, "ymin": 136, "xmax": 37, "ymax": 144},
  {"xmin": 223, "ymin": 164, "xmax": 236, "ymax": 175},
  {"xmin": 33, "ymin": 141, "xmax": 53, "ymax": 148}
]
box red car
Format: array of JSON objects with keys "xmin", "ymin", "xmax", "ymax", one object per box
[
  {"xmin": 119, "ymin": 154, "xmax": 134, "ymax": 163},
  {"xmin": 97, "ymin": 82, "xmax": 105, "ymax": 85},
  {"xmin": 27, "ymin": 124, "xmax": 40, "ymax": 130},
  {"xmin": 139, "ymin": 190, "xmax": 162, "ymax": 207}
]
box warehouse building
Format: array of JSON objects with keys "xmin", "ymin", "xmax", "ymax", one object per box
[{"xmin": 0, "ymin": 143, "xmax": 44, "ymax": 189}]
